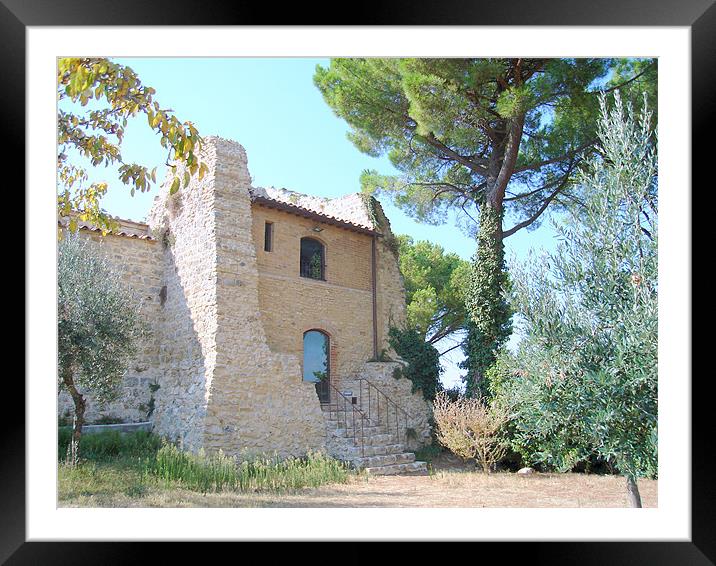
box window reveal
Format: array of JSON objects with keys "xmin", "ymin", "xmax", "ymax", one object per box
[{"xmin": 300, "ymin": 237, "xmax": 325, "ymax": 280}]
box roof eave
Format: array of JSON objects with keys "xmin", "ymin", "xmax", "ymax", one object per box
[{"xmin": 250, "ymin": 195, "xmax": 382, "ymax": 237}]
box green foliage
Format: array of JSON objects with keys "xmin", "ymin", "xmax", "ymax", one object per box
[
  {"xmin": 309, "ymin": 251, "xmax": 323, "ymax": 279},
  {"xmin": 58, "ymin": 233, "xmax": 148, "ymax": 406},
  {"xmin": 315, "ymin": 58, "xmax": 655, "ymax": 231},
  {"xmin": 315, "ymin": 58, "xmax": 655, "ymax": 404},
  {"xmin": 388, "ymin": 326, "xmax": 442, "ymax": 402},
  {"xmin": 496, "ymin": 93, "xmax": 658, "ymax": 481},
  {"xmin": 396, "ymin": 234, "xmax": 470, "ymax": 345},
  {"xmin": 140, "ymin": 381, "xmax": 161, "ymax": 420},
  {"xmin": 57, "ymin": 57, "xmax": 208, "ymax": 233},
  {"xmin": 461, "ymin": 205, "xmax": 512, "ymax": 398},
  {"xmin": 147, "ymin": 444, "xmax": 351, "ymax": 493},
  {"xmin": 58, "ymin": 429, "xmax": 162, "ymax": 462},
  {"xmin": 92, "ymin": 415, "xmax": 124, "ymax": 425}
]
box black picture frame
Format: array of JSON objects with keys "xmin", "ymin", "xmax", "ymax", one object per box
[{"xmin": 9, "ymin": 1, "xmax": 707, "ymax": 562}]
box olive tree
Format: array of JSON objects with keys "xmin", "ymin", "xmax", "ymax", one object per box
[
  {"xmin": 58, "ymin": 233, "xmax": 147, "ymax": 465},
  {"xmin": 502, "ymin": 93, "xmax": 657, "ymax": 506}
]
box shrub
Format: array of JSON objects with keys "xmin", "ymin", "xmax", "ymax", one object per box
[
  {"xmin": 147, "ymin": 443, "xmax": 351, "ymax": 493},
  {"xmin": 432, "ymin": 391, "xmax": 510, "ymax": 474},
  {"xmin": 388, "ymin": 326, "xmax": 442, "ymax": 402},
  {"xmin": 93, "ymin": 415, "xmax": 124, "ymax": 425}
]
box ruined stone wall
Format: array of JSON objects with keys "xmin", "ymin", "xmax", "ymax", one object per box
[
  {"xmin": 57, "ymin": 229, "xmax": 163, "ymax": 425},
  {"xmin": 155, "ymin": 137, "xmax": 327, "ymax": 459},
  {"xmin": 251, "ymin": 206, "xmax": 375, "ymax": 392},
  {"xmin": 146, "ymin": 147, "xmax": 221, "ymax": 451}
]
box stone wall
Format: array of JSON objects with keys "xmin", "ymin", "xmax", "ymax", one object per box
[
  {"xmin": 249, "ymin": 186, "xmax": 432, "ymax": 446},
  {"xmin": 146, "ymin": 142, "xmax": 221, "ymax": 451},
  {"xmin": 57, "ymin": 228, "xmax": 163, "ymax": 425},
  {"xmin": 341, "ymin": 361, "xmax": 433, "ymax": 450},
  {"xmin": 148, "ymin": 137, "xmax": 327, "ymax": 459},
  {"xmin": 204, "ymin": 137, "xmax": 327, "ymax": 458}
]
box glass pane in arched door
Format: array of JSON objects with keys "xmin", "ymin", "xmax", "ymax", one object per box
[{"xmin": 303, "ymin": 330, "xmax": 330, "ymax": 403}]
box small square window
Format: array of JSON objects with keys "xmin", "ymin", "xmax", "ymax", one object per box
[{"xmin": 264, "ymin": 222, "xmax": 273, "ymax": 252}]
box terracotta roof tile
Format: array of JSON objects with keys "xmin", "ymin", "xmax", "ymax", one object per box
[
  {"xmin": 58, "ymin": 215, "xmax": 156, "ymax": 241},
  {"xmin": 249, "ymin": 187, "xmax": 380, "ymax": 236}
]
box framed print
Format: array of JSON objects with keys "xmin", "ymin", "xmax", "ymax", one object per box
[{"xmin": 11, "ymin": 0, "xmax": 708, "ymax": 562}]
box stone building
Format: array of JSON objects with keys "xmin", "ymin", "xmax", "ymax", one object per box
[{"xmin": 59, "ymin": 136, "xmax": 431, "ymax": 474}]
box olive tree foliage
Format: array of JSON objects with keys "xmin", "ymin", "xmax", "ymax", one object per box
[
  {"xmin": 496, "ymin": 93, "xmax": 657, "ymax": 507},
  {"xmin": 58, "ymin": 233, "xmax": 148, "ymax": 465},
  {"xmin": 314, "ymin": 58, "xmax": 656, "ymax": 396},
  {"xmin": 57, "ymin": 58, "xmax": 208, "ymax": 234}
]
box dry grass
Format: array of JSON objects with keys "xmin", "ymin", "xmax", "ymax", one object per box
[{"xmin": 59, "ymin": 464, "xmax": 657, "ymax": 508}]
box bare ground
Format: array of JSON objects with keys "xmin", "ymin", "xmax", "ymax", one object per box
[{"xmin": 59, "ymin": 466, "xmax": 657, "ymax": 509}]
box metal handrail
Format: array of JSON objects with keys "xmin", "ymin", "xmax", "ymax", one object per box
[
  {"xmin": 325, "ymin": 382, "xmax": 369, "ymax": 457},
  {"xmin": 358, "ymin": 378, "xmax": 412, "ymax": 446}
]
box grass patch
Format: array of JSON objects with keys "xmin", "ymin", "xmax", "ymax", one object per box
[
  {"xmin": 58, "ymin": 428, "xmax": 162, "ymax": 462},
  {"xmin": 147, "ymin": 444, "xmax": 351, "ymax": 493},
  {"xmin": 59, "ymin": 459, "xmax": 151, "ymax": 501},
  {"xmin": 58, "ymin": 429, "xmax": 353, "ymax": 504}
]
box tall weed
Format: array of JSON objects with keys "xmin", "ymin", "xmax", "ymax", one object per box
[{"xmin": 147, "ymin": 443, "xmax": 350, "ymax": 493}]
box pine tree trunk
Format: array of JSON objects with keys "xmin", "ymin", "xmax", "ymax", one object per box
[
  {"xmin": 464, "ymin": 200, "xmax": 510, "ymax": 397},
  {"xmin": 626, "ymin": 475, "xmax": 642, "ymax": 508},
  {"xmin": 61, "ymin": 365, "xmax": 85, "ymax": 466}
]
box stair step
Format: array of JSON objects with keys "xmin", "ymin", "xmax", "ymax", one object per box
[
  {"xmin": 331, "ymin": 425, "xmax": 386, "ymax": 435},
  {"xmin": 363, "ymin": 461, "xmax": 429, "ymax": 476},
  {"xmin": 324, "ymin": 417, "xmax": 383, "ymax": 428},
  {"xmin": 341, "ymin": 444, "xmax": 406, "ymax": 457},
  {"xmin": 354, "ymin": 452, "xmax": 415, "ymax": 468}
]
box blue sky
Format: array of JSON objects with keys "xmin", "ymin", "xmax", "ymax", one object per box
[{"xmin": 70, "ymin": 57, "xmax": 560, "ymax": 389}]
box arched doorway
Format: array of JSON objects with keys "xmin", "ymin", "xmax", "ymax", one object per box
[{"xmin": 303, "ymin": 330, "xmax": 330, "ymax": 403}]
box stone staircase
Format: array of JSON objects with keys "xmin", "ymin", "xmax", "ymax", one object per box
[{"xmin": 322, "ymin": 403, "xmax": 428, "ymax": 476}]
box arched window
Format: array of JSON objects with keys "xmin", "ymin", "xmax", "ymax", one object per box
[{"xmin": 300, "ymin": 237, "xmax": 325, "ymax": 280}]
